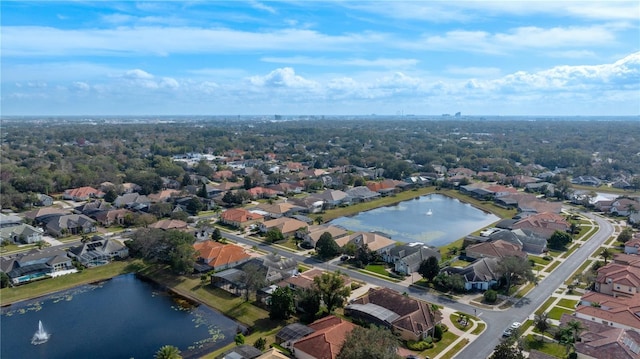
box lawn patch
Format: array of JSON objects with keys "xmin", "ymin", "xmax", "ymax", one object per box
[{"xmin": 547, "ymin": 306, "xmax": 573, "ymax": 320}]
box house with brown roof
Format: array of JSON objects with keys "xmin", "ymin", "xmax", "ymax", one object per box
[
  {"xmin": 94, "ymin": 209, "xmax": 132, "ymax": 227},
  {"xmin": 594, "ymin": 259, "xmax": 640, "ymax": 298},
  {"xmin": 347, "ymin": 287, "xmax": 442, "ymax": 341},
  {"xmin": 260, "ymin": 217, "xmax": 308, "ymax": 238},
  {"xmin": 512, "ymin": 212, "xmax": 570, "ymax": 238},
  {"xmin": 63, "ymin": 186, "xmax": 104, "ymax": 201},
  {"xmin": 292, "ymin": 315, "xmax": 356, "ymax": 359},
  {"xmin": 220, "ymin": 208, "xmax": 264, "ymax": 228},
  {"xmin": 44, "ymin": 214, "xmax": 96, "ymax": 237},
  {"xmin": 148, "ymin": 189, "xmax": 181, "ymax": 202},
  {"xmin": 301, "ymin": 225, "xmax": 349, "ymax": 248},
  {"xmin": 253, "ymin": 202, "xmax": 303, "ymax": 219},
  {"xmin": 611, "ymin": 198, "xmax": 640, "ymax": 216},
  {"xmin": 624, "ymin": 239, "xmax": 640, "ymax": 255},
  {"xmin": 247, "ymin": 186, "xmax": 279, "ymax": 200},
  {"xmin": 193, "ymin": 240, "xmax": 251, "ymax": 271},
  {"xmin": 576, "ymin": 291, "xmax": 640, "ymax": 330},
  {"xmin": 558, "ymin": 315, "xmax": 640, "ymax": 359},
  {"xmin": 149, "ymin": 219, "xmax": 188, "ymax": 231},
  {"xmin": 334, "ymin": 231, "xmax": 396, "ymax": 254},
  {"xmin": 465, "ymin": 239, "xmax": 527, "ymax": 260}
]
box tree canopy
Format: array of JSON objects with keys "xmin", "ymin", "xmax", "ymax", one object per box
[
  {"xmin": 316, "ymin": 232, "xmax": 340, "ymax": 259},
  {"xmin": 312, "ymin": 271, "xmax": 351, "ymax": 314},
  {"xmin": 269, "ymin": 286, "xmax": 296, "ymax": 320},
  {"xmin": 418, "ymin": 256, "xmax": 440, "ymax": 282},
  {"xmin": 127, "ymin": 229, "xmax": 195, "ymax": 274},
  {"xmin": 548, "ymin": 230, "xmax": 573, "ymax": 250},
  {"xmin": 496, "ymin": 256, "xmax": 536, "ymax": 295},
  {"xmin": 337, "ymin": 326, "xmax": 401, "ymax": 359}
]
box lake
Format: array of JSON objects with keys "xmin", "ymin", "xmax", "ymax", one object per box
[
  {"xmin": 0, "ymin": 274, "xmax": 240, "ymax": 359},
  {"xmin": 330, "ymin": 194, "xmax": 500, "ymax": 247}
]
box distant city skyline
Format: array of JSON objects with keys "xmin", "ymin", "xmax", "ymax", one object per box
[{"xmin": 2, "ymin": 1, "xmax": 639, "ymax": 116}]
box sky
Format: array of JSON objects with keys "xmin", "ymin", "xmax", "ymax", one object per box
[{"xmin": 1, "ymin": 1, "xmax": 639, "ymax": 116}]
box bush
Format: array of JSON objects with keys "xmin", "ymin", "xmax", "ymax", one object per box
[
  {"xmin": 254, "ymin": 337, "xmax": 266, "ymax": 351},
  {"xmin": 484, "ymin": 289, "xmax": 498, "ymax": 303},
  {"xmin": 542, "ymin": 255, "xmax": 553, "ymax": 261},
  {"xmin": 406, "ymin": 340, "xmax": 434, "ymax": 350},
  {"xmin": 424, "ymin": 336, "xmax": 433, "ymax": 344},
  {"xmin": 434, "ymin": 324, "xmax": 444, "ymax": 341},
  {"xmin": 350, "ymin": 282, "xmax": 362, "ymax": 290},
  {"xmin": 234, "ymin": 333, "xmax": 245, "ymax": 345}
]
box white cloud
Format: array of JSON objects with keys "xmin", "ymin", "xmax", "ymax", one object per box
[
  {"xmin": 123, "ymin": 69, "xmax": 154, "ymax": 79},
  {"xmin": 249, "ymin": 67, "xmax": 318, "ymax": 89},
  {"xmin": 446, "ymin": 66, "xmax": 502, "ymax": 77},
  {"xmin": 72, "ymin": 81, "xmax": 91, "ymax": 91},
  {"xmin": 249, "ymin": 1, "xmax": 277, "ymax": 14},
  {"xmin": 160, "ymin": 77, "xmax": 179, "ymax": 88},
  {"xmin": 261, "ymin": 56, "xmax": 419, "ymax": 68}
]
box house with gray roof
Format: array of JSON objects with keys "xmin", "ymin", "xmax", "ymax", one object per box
[
  {"xmin": 310, "ymin": 189, "xmax": 352, "ymax": 208},
  {"xmin": 44, "ymin": 214, "xmax": 96, "ymax": 237},
  {"xmin": 0, "ymin": 223, "xmax": 43, "ymax": 244},
  {"xmin": 345, "ymin": 186, "xmax": 381, "ymax": 203},
  {"xmin": 114, "ymin": 193, "xmax": 151, "ymax": 210},
  {"xmin": 444, "ymin": 257, "xmax": 500, "ymax": 291},
  {"xmin": 1, "ymin": 247, "xmax": 74, "ymax": 285},
  {"xmin": 0, "ymin": 213, "xmax": 23, "ymax": 228},
  {"xmin": 68, "ymin": 238, "xmax": 129, "ymax": 267},
  {"xmin": 382, "ymin": 242, "xmax": 441, "ymax": 275},
  {"xmin": 489, "ymin": 228, "xmax": 548, "ymax": 254}
]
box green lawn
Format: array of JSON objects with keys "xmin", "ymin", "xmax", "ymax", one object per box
[
  {"xmin": 535, "ymin": 297, "xmax": 558, "ymax": 315},
  {"xmin": 438, "ymin": 338, "xmax": 469, "ymax": 359},
  {"xmin": 364, "ymin": 264, "xmax": 392, "ymax": 276},
  {"xmin": 556, "ymin": 298, "xmax": 578, "ymax": 309},
  {"xmin": 544, "ymin": 261, "xmax": 561, "ymax": 273},
  {"xmin": 471, "ymin": 322, "xmax": 486, "ymax": 335},
  {"xmin": 523, "ymin": 334, "xmax": 567, "ymax": 358},
  {"xmin": 548, "ymin": 306, "xmax": 573, "ymax": 320},
  {"xmin": 528, "ymin": 255, "xmax": 551, "ymax": 265},
  {"xmin": 421, "ymin": 331, "xmax": 459, "ymax": 358},
  {"xmin": 0, "ymin": 259, "xmax": 146, "ymax": 305}
]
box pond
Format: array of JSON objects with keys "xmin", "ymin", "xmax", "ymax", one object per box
[
  {"xmin": 1, "ymin": 274, "xmax": 240, "ymax": 359},
  {"xmin": 330, "ymin": 194, "xmax": 499, "ymax": 247}
]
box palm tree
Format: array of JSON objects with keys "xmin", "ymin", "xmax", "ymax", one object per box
[
  {"xmin": 600, "ymin": 248, "xmax": 613, "ymax": 265},
  {"xmin": 534, "ymin": 312, "xmax": 550, "ymax": 341},
  {"xmin": 154, "ymin": 345, "xmax": 182, "ymax": 359},
  {"xmin": 567, "ymin": 319, "xmax": 585, "ymax": 343},
  {"xmin": 315, "ymin": 216, "xmax": 324, "ymax": 225}
]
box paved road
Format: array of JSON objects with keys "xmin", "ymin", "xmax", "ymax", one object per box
[{"xmin": 223, "ymin": 212, "xmax": 614, "ymax": 359}]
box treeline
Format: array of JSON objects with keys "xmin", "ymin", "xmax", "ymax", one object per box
[{"xmin": 1, "ymin": 119, "xmax": 638, "ymax": 210}]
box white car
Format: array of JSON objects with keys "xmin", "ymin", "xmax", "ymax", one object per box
[{"xmin": 510, "ymin": 322, "xmax": 522, "ymax": 329}]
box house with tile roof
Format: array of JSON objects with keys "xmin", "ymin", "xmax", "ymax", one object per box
[
  {"xmin": 512, "ymin": 212, "xmax": 570, "ymax": 239},
  {"xmin": 292, "ymin": 315, "xmax": 356, "ymax": 359},
  {"xmin": 344, "ymin": 186, "xmax": 381, "ymax": 203},
  {"xmin": 247, "ymin": 186, "xmax": 279, "ymax": 200},
  {"xmin": 334, "ymin": 231, "xmax": 396, "ymax": 254},
  {"xmin": 147, "ymin": 189, "xmax": 181, "ymax": 202},
  {"xmin": 610, "ymin": 198, "xmax": 640, "ymax": 216},
  {"xmin": 465, "ymin": 239, "xmax": 527, "ymax": 260},
  {"xmin": 576, "ymin": 291, "xmax": 640, "ymax": 330},
  {"xmin": 94, "ymin": 209, "xmax": 132, "ymax": 227},
  {"xmin": 309, "ymin": 189, "xmax": 351, "ymax": 208},
  {"xmin": 220, "ymin": 208, "xmax": 264, "ymax": 228},
  {"xmin": 23, "ymin": 207, "xmax": 71, "ymax": 224},
  {"xmin": 558, "ymin": 314, "xmax": 640, "ymax": 359},
  {"xmin": 63, "ymin": 186, "xmax": 104, "ymax": 201},
  {"xmin": 259, "ymin": 217, "xmax": 309, "ymax": 238},
  {"xmin": 487, "ymin": 228, "xmax": 548, "ymax": 254},
  {"xmin": 301, "ymin": 225, "xmax": 349, "ymax": 248},
  {"xmin": 149, "ymin": 219, "xmax": 188, "ymax": 231},
  {"xmin": 193, "ymin": 240, "xmax": 251, "ymax": 271},
  {"xmin": 347, "ymin": 287, "xmax": 442, "ymax": 341},
  {"xmin": 624, "ymin": 239, "xmax": 640, "ymax": 255}
]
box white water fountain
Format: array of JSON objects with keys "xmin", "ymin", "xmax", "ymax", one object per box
[{"xmin": 31, "ymin": 320, "xmax": 50, "ymax": 345}]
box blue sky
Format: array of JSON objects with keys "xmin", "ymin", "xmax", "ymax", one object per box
[{"xmin": 2, "ymin": 1, "xmax": 639, "ymax": 116}]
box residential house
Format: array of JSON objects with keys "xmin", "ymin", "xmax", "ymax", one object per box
[
  {"xmin": 219, "ymin": 208, "xmax": 264, "ymax": 228},
  {"xmin": 576, "ymin": 291, "xmax": 640, "ymax": 330},
  {"xmin": 346, "ymin": 287, "xmax": 442, "ymax": 341},
  {"xmin": 211, "ymin": 267, "xmax": 249, "ymax": 296},
  {"xmin": 301, "ymin": 225, "xmax": 349, "ymax": 248},
  {"xmin": 511, "ymin": 212, "xmax": 570, "ymax": 239},
  {"xmin": 148, "ymin": 189, "xmax": 181, "ymax": 202},
  {"xmin": 0, "ymin": 224, "xmax": 43, "ymax": 244},
  {"xmin": 310, "ymin": 189, "xmax": 351, "ymax": 208},
  {"xmin": 630, "ymin": 213, "xmax": 640, "ymax": 226},
  {"xmin": 259, "ymin": 217, "xmax": 309, "ymax": 238},
  {"xmin": 121, "ymin": 182, "xmax": 142, "ymax": 194},
  {"xmin": 253, "ymin": 202, "xmax": 304, "ymax": 219},
  {"xmin": 247, "ymin": 186, "xmax": 279, "ymax": 200},
  {"xmin": 444, "ymin": 257, "xmax": 500, "ymax": 291},
  {"xmin": 625, "ymin": 239, "xmax": 640, "ymax": 255},
  {"xmin": 0, "ymin": 213, "xmax": 23, "ymax": 228},
  {"xmin": 68, "ymin": 238, "xmax": 129, "ymax": 267},
  {"xmin": 63, "ymin": 186, "xmax": 104, "ymax": 201},
  {"xmin": 262, "ymin": 253, "xmax": 299, "ymax": 283},
  {"xmin": 193, "ymin": 240, "xmax": 251, "ymax": 271},
  {"xmin": 114, "ymin": 193, "xmax": 151, "ymax": 209},
  {"xmin": 276, "ymin": 323, "xmax": 315, "ymax": 349},
  {"xmin": 44, "ymin": 214, "xmax": 96, "ymax": 237},
  {"xmin": 268, "ymin": 181, "xmax": 305, "ymax": 195},
  {"xmin": 35, "ymin": 193, "xmax": 54, "ymax": 207},
  {"xmin": 366, "ymin": 179, "xmax": 409, "ymax": 196},
  {"xmin": 465, "ymin": 239, "xmax": 527, "ymax": 260},
  {"xmin": 219, "ymin": 345, "xmax": 262, "ymax": 359},
  {"xmin": 149, "ymin": 219, "xmax": 188, "ymax": 231},
  {"xmin": 344, "ymin": 186, "xmax": 380, "ymax": 203},
  {"xmin": 594, "ymin": 257, "xmax": 640, "ymax": 297},
  {"xmin": 334, "ymin": 231, "xmax": 396, "ymax": 254},
  {"xmin": 23, "ymin": 207, "xmax": 70, "ymax": 224},
  {"xmin": 292, "ymin": 315, "xmax": 356, "ymax": 359},
  {"xmin": 525, "ymin": 182, "xmax": 555, "ymax": 196},
  {"xmin": 94, "ymin": 208, "xmax": 133, "ymax": 227},
  {"xmin": 75, "ymin": 199, "xmax": 111, "ymax": 217},
  {"xmin": 0, "ymin": 248, "xmax": 75, "ymax": 285},
  {"xmin": 612, "ymin": 179, "xmax": 634, "ymax": 190},
  {"xmin": 572, "ymin": 176, "xmax": 602, "ymax": 187},
  {"xmin": 558, "ymin": 315, "xmax": 640, "ymax": 359},
  {"xmin": 382, "ymin": 242, "xmax": 442, "ymax": 275},
  {"xmin": 488, "ymin": 228, "xmax": 548, "ymax": 254},
  {"xmin": 256, "ymin": 348, "xmax": 290, "ymax": 359},
  {"xmin": 610, "ymin": 198, "xmax": 640, "ymax": 216}
]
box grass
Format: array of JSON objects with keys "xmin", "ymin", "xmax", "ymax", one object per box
[
  {"xmin": 561, "ymin": 244, "xmax": 580, "ymax": 258},
  {"xmin": 528, "ymin": 255, "xmax": 551, "ymax": 265},
  {"xmin": 548, "ymin": 306, "xmax": 573, "ymax": 320},
  {"xmin": 556, "ymin": 298, "xmax": 578, "ymax": 309},
  {"xmin": 437, "ymin": 338, "xmax": 469, "ymax": 359},
  {"xmin": 535, "ymin": 296, "xmax": 558, "ymax": 315},
  {"xmin": 450, "ymin": 313, "xmax": 471, "ymax": 331},
  {"xmin": 543, "ymin": 261, "xmax": 561, "ymax": 273},
  {"xmin": 572, "ymin": 184, "xmax": 639, "ymax": 196},
  {"xmin": 515, "ymin": 282, "xmax": 536, "ymax": 298},
  {"xmin": 564, "ymin": 259, "xmax": 594, "ymax": 285},
  {"xmin": 364, "ymin": 264, "xmax": 392, "ymax": 277},
  {"xmin": 0, "ymin": 259, "xmax": 146, "ymax": 305},
  {"xmin": 523, "ymin": 334, "xmax": 567, "ymax": 358},
  {"xmin": 471, "ymin": 322, "xmax": 486, "ymax": 335},
  {"xmin": 448, "ymin": 259, "xmax": 472, "ymax": 267},
  {"xmin": 421, "ymin": 331, "xmax": 459, "ymax": 358}
]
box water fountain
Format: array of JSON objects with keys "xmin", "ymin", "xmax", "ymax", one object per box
[{"xmin": 31, "ymin": 320, "xmax": 49, "ymax": 345}]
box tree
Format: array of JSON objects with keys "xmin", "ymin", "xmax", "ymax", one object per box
[
  {"xmin": 269, "ymin": 286, "xmax": 296, "ymax": 320},
  {"xmin": 169, "ymin": 243, "xmax": 196, "ymax": 275},
  {"xmin": 566, "ymin": 319, "xmax": 585, "ymax": 343},
  {"xmin": 239, "ymin": 263, "xmax": 266, "ymax": 302},
  {"xmin": 197, "ymin": 183, "xmax": 208, "ymax": 198},
  {"xmin": 617, "ymin": 227, "xmax": 633, "ymax": 244},
  {"xmin": 534, "ymin": 312, "xmax": 550, "ymax": 341},
  {"xmin": 484, "ymin": 289, "xmax": 498, "ymax": 303},
  {"xmin": 316, "ymin": 232, "xmax": 340, "ymax": 259},
  {"xmin": 265, "ymin": 228, "xmax": 284, "ymax": 243},
  {"xmin": 489, "ymin": 341, "xmax": 525, "ymax": 359},
  {"xmin": 337, "ymin": 326, "xmax": 401, "ymax": 359},
  {"xmin": 154, "ymin": 345, "xmax": 182, "ymax": 359},
  {"xmin": 496, "ymin": 256, "xmax": 536, "ymax": 295},
  {"xmin": 418, "ymin": 256, "xmax": 440, "ymax": 282},
  {"xmin": 600, "ymin": 248, "xmax": 613, "ymax": 264},
  {"xmin": 243, "ymin": 176, "xmax": 253, "ymax": 190},
  {"xmin": 312, "ymin": 271, "xmax": 351, "ymax": 314},
  {"xmin": 253, "ymin": 337, "xmax": 267, "ymax": 351},
  {"xmin": 548, "ymin": 230, "xmax": 573, "ymax": 250},
  {"xmin": 0, "ymin": 272, "xmax": 10, "ymax": 288},
  {"xmin": 297, "ymin": 287, "xmax": 321, "ymax": 322},
  {"xmin": 342, "ymin": 242, "xmax": 358, "ymax": 257},
  {"xmin": 211, "ymin": 228, "xmax": 222, "ymax": 241},
  {"xmin": 315, "ymin": 216, "xmax": 324, "ymax": 225},
  {"xmin": 234, "ymin": 333, "xmax": 245, "ymax": 345},
  {"xmin": 103, "ymin": 189, "xmax": 118, "ymax": 203},
  {"xmin": 186, "ymin": 197, "xmax": 203, "ymax": 215}
]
